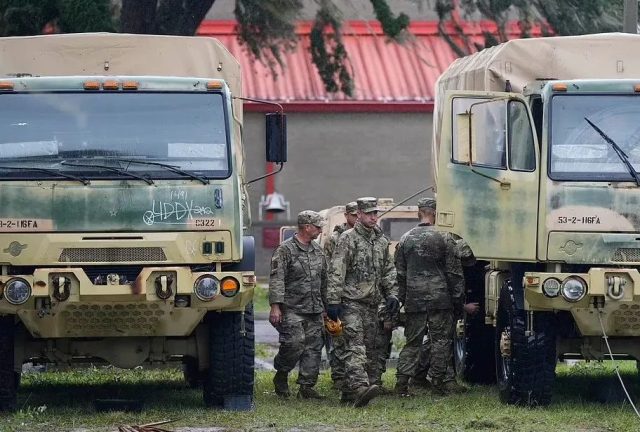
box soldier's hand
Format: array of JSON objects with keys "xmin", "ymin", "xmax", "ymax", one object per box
[
  {"xmin": 464, "ymin": 302, "xmax": 480, "ymax": 316},
  {"xmin": 269, "ymin": 304, "xmax": 283, "ymax": 327},
  {"xmin": 326, "ymin": 304, "xmax": 343, "ymax": 321},
  {"xmin": 385, "ymin": 296, "xmax": 400, "ymax": 315}
]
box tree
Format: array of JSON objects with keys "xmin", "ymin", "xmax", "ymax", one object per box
[
  {"xmin": 0, "ymin": 0, "xmax": 410, "ymax": 98},
  {"xmin": 434, "ymin": 0, "xmax": 627, "ymax": 56}
]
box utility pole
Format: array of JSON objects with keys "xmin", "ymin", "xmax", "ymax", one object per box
[{"xmin": 623, "ymin": 0, "xmax": 638, "ymax": 33}]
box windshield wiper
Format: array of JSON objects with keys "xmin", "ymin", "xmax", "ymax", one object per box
[
  {"xmin": 0, "ymin": 166, "xmax": 90, "ymax": 185},
  {"xmin": 584, "ymin": 117, "xmax": 640, "ymax": 186},
  {"xmin": 61, "ymin": 161, "xmax": 154, "ymax": 185},
  {"xmin": 103, "ymin": 158, "xmax": 210, "ymax": 185}
]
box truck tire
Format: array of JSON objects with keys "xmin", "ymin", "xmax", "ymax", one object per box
[
  {"xmin": 203, "ymin": 304, "xmax": 255, "ymax": 410},
  {"xmin": 454, "ymin": 311, "xmax": 496, "ymax": 384},
  {"xmin": 495, "ymin": 283, "xmax": 556, "ymax": 406},
  {"xmin": 0, "ymin": 316, "xmax": 17, "ymax": 411}
]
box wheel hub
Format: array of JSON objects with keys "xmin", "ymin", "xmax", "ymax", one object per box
[{"xmin": 500, "ymin": 329, "xmax": 511, "ymax": 358}]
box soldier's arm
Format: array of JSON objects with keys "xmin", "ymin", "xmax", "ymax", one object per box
[
  {"xmin": 381, "ymin": 240, "xmax": 399, "ymax": 300},
  {"xmin": 444, "ymin": 236, "xmax": 465, "ymax": 307},
  {"xmin": 394, "ymin": 240, "xmax": 407, "ymax": 305},
  {"xmin": 327, "ymin": 233, "xmax": 350, "ymax": 304},
  {"xmin": 268, "ymin": 246, "xmax": 289, "ymax": 305},
  {"xmin": 323, "ymin": 233, "xmax": 335, "ymax": 258},
  {"xmin": 320, "ymin": 252, "xmax": 328, "ymax": 309}
]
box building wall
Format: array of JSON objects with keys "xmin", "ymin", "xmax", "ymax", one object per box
[{"xmin": 241, "ymin": 110, "xmax": 435, "ymax": 276}]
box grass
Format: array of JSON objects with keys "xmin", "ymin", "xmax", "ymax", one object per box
[
  {"xmin": 1, "ymin": 362, "xmax": 640, "ymax": 431},
  {"xmin": 253, "ymin": 284, "xmax": 270, "ymax": 314}
]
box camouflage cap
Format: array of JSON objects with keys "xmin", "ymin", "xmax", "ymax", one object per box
[
  {"xmin": 356, "ymin": 197, "xmax": 380, "ymax": 213},
  {"xmin": 417, "ymin": 197, "xmax": 437, "ymax": 210},
  {"xmin": 345, "ymin": 201, "xmax": 358, "ymax": 215},
  {"xmin": 297, "ymin": 210, "xmax": 326, "ymax": 227}
]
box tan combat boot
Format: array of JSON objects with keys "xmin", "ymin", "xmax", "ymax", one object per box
[
  {"xmin": 353, "ymin": 385, "xmax": 380, "ymax": 408},
  {"xmin": 394, "ymin": 375, "xmax": 412, "ymax": 397},
  {"xmin": 273, "ymin": 371, "xmax": 290, "ymax": 398},
  {"xmin": 298, "ymin": 386, "xmax": 324, "ymax": 399}
]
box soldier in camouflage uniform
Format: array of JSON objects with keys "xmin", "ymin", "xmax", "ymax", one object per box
[
  {"xmin": 269, "ymin": 210, "xmax": 328, "ymax": 399},
  {"xmin": 394, "ymin": 197, "xmax": 465, "ymax": 396},
  {"xmin": 413, "ymin": 233, "xmax": 479, "ymax": 392},
  {"xmin": 323, "ymin": 202, "xmax": 358, "ymax": 389},
  {"xmin": 327, "ymin": 197, "xmax": 399, "ymax": 407},
  {"xmin": 371, "ymin": 301, "xmax": 399, "ymax": 391}
]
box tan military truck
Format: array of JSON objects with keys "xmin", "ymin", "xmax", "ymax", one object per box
[
  {"xmin": 0, "ymin": 33, "xmax": 287, "ymax": 410},
  {"xmin": 435, "ymin": 33, "xmax": 640, "ymax": 406}
]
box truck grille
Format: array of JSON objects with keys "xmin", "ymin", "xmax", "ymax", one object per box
[
  {"xmin": 612, "ymin": 248, "xmax": 640, "ymax": 263},
  {"xmin": 60, "ymin": 303, "xmax": 167, "ymax": 336},
  {"xmin": 59, "ymin": 247, "xmax": 167, "ymax": 263}
]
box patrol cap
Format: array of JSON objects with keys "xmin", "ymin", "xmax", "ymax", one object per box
[
  {"xmin": 417, "ymin": 197, "xmax": 437, "ymax": 210},
  {"xmin": 356, "ymin": 197, "xmax": 380, "ymax": 213},
  {"xmin": 297, "ymin": 210, "xmax": 326, "ymax": 227},
  {"xmin": 345, "ymin": 201, "xmax": 358, "ymax": 215}
]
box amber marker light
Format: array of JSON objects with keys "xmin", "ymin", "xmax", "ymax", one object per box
[
  {"xmin": 206, "ymin": 80, "xmax": 223, "ymax": 90},
  {"xmin": 634, "ymin": 84, "xmax": 640, "ymax": 92},
  {"xmin": 102, "ymin": 80, "xmax": 120, "ymax": 90},
  {"xmin": 0, "ymin": 81, "xmax": 14, "ymax": 90},
  {"xmin": 525, "ymin": 276, "xmax": 540, "ymax": 287},
  {"xmin": 122, "ymin": 81, "xmax": 139, "ymax": 90},
  {"xmin": 83, "ymin": 81, "xmax": 100, "ymax": 90},
  {"xmin": 552, "ymin": 83, "xmax": 568, "ymax": 91},
  {"xmin": 220, "ymin": 277, "xmax": 240, "ymax": 297}
]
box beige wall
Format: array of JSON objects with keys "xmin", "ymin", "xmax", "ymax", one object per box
[{"xmin": 242, "ymin": 110, "xmax": 435, "ymax": 276}]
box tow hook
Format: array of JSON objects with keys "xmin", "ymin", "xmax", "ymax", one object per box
[{"xmin": 500, "ymin": 329, "xmax": 511, "ymax": 358}]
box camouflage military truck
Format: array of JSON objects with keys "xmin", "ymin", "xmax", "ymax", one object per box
[
  {"xmin": 0, "ymin": 33, "xmax": 287, "ymax": 410},
  {"xmin": 434, "ymin": 33, "xmax": 640, "ymax": 406}
]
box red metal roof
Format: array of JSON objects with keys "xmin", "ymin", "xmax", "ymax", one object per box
[{"xmin": 198, "ymin": 20, "xmax": 541, "ymax": 112}]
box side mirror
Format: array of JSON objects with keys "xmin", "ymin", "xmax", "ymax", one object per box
[
  {"xmin": 266, "ymin": 113, "xmax": 287, "ymax": 163},
  {"xmin": 455, "ymin": 112, "xmax": 471, "ymax": 164}
]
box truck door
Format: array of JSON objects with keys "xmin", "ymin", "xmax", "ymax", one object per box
[{"xmin": 436, "ymin": 91, "xmax": 539, "ymax": 261}]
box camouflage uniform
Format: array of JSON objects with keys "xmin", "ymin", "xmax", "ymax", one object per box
[
  {"xmin": 371, "ymin": 302, "xmax": 399, "ymax": 387},
  {"xmin": 323, "ymin": 222, "xmax": 350, "ymax": 385},
  {"xmin": 395, "ymin": 213, "xmax": 464, "ymax": 390},
  {"xmin": 327, "ymin": 199, "xmax": 398, "ymax": 398},
  {"xmin": 415, "ymin": 233, "xmax": 476, "ymax": 385},
  {"xmin": 270, "ymin": 224, "xmax": 327, "ymax": 389}
]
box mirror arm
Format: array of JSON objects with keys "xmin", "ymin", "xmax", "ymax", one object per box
[
  {"xmin": 232, "ymin": 96, "xmax": 284, "ymax": 114},
  {"xmin": 245, "ymin": 162, "xmax": 284, "ymax": 186}
]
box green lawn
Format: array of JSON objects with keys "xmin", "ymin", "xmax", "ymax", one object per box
[
  {"xmin": 253, "ymin": 284, "xmax": 270, "ymax": 314},
  {"xmin": 2, "ymin": 362, "xmax": 640, "ymax": 431}
]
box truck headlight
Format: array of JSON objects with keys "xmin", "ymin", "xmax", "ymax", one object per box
[
  {"xmin": 561, "ymin": 276, "xmax": 586, "ymax": 302},
  {"xmin": 4, "ymin": 278, "xmax": 32, "ymax": 305},
  {"xmin": 542, "ymin": 278, "xmax": 561, "ymax": 297},
  {"xmin": 194, "ymin": 275, "xmax": 218, "ymax": 301}
]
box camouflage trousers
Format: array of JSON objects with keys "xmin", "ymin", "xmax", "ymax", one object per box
[
  {"xmin": 371, "ymin": 321, "xmax": 393, "ymax": 386},
  {"xmin": 396, "ymin": 309, "xmax": 453, "ymax": 383},
  {"xmin": 273, "ymin": 310, "xmax": 324, "ymax": 387},
  {"xmin": 341, "ymin": 301, "xmax": 380, "ymax": 392},
  {"xmin": 415, "ymin": 317, "xmax": 456, "ymax": 383},
  {"xmin": 325, "ymin": 331, "xmax": 347, "ymax": 383}
]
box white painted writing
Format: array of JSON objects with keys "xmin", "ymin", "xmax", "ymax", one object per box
[{"xmin": 143, "ymin": 200, "xmax": 214, "ymax": 226}]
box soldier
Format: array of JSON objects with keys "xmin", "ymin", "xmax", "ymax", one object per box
[
  {"xmin": 323, "ymin": 201, "xmax": 358, "ymax": 390},
  {"xmin": 394, "ymin": 197, "xmax": 464, "ymax": 396},
  {"xmin": 269, "ymin": 210, "xmax": 327, "ymax": 399},
  {"xmin": 413, "ymin": 234, "xmax": 479, "ymax": 392},
  {"xmin": 327, "ymin": 197, "xmax": 399, "ymax": 407}
]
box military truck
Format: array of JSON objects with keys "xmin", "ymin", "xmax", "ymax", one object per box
[
  {"xmin": 434, "ymin": 33, "xmax": 640, "ymax": 406},
  {"xmin": 0, "ymin": 33, "xmax": 287, "ymax": 410}
]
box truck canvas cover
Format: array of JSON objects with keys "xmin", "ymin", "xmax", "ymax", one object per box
[
  {"xmin": 433, "ymin": 32, "xmax": 640, "ymax": 174},
  {"xmin": 0, "ymin": 33, "xmax": 245, "ymax": 174}
]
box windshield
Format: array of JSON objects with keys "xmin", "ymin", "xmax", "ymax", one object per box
[
  {"xmin": 550, "ymin": 94, "xmax": 640, "ymax": 181},
  {"xmin": 0, "ymin": 92, "xmax": 230, "ymax": 180},
  {"xmin": 380, "ymin": 218, "xmax": 418, "ymax": 241}
]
